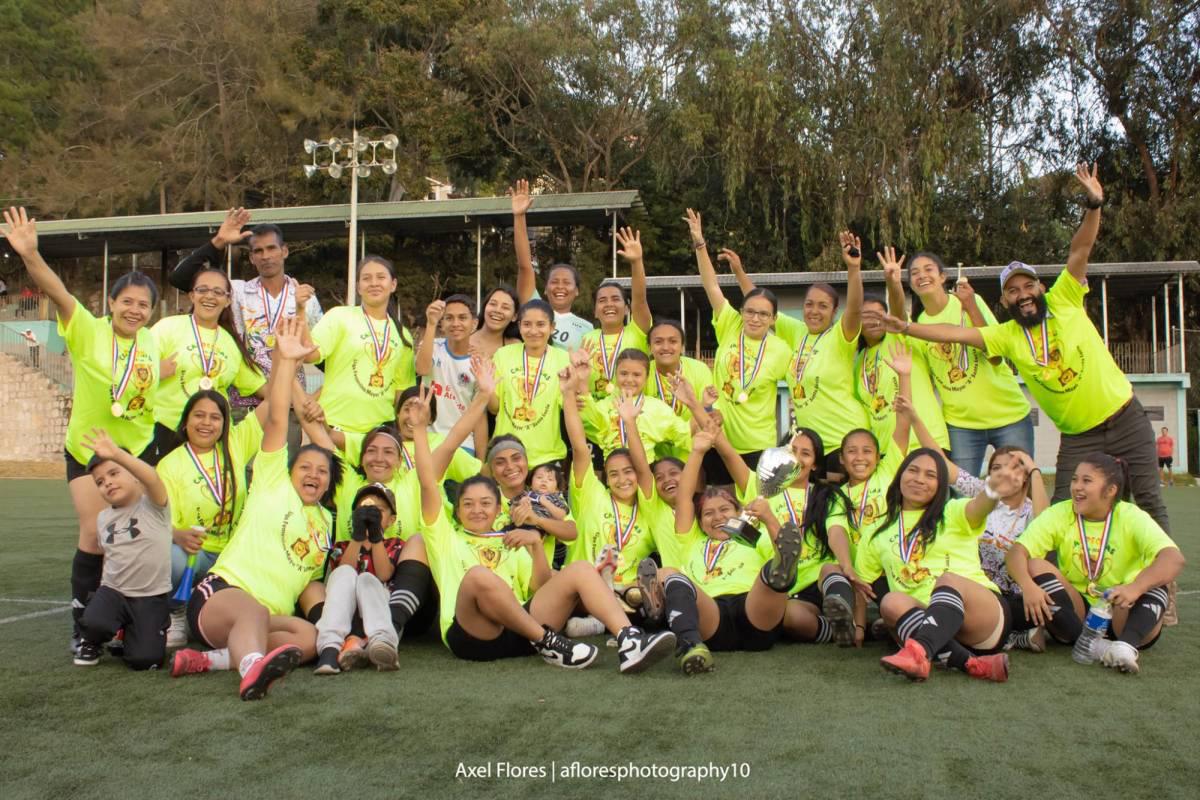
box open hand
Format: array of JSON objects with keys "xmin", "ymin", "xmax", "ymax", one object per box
[
  {"xmin": 213, "ymin": 207, "xmax": 253, "ymax": 249},
  {"xmin": 615, "ymin": 227, "xmax": 643, "ymax": 263},
  {"xmin": 1074, "ymin": 161, "xmax": 1103, "ymax": 206},
  {"xmin": 839, "ymin": 230, "xmax": 862, "ymax": 269},
  {"xmin": 509, "ymin": 179, "xmax": 533, "ymax": 216},
  {"xmin": 1, "ymin": 207, "xmax": 39, "ymax": 258}
]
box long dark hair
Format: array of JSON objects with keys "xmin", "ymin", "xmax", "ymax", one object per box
[
  {"xmin": 190, "ymin": 267, "xmax": 260, "ymax": 375},
  {"xmin": 791, "ymin": 427, "xmax": 846, "ymax": 560},
  {"xmin": 874, "ymin": 447, "xmax": 950, "ymax": 546},
  {"xmin": 478, "ymin": 285, "xmax": 521, "ymax": 340},
  {"xmin": 360, "ymin": 255, "xmax": 412, "ymax": 348},
  {"xmin": 175, "ymin": 390, "xmax": 238, "ymax": 530},
  {"xmin": 288, "ymin": 444, "xmax": 344, "ymax": 508}
]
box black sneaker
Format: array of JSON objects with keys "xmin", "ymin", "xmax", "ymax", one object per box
[
  {"xmin": 616, "ymin": 626, "xmax": 676, "ymax": 674},
  {"xmin": 822, "ymin": 593, "xmax": 856, "ymax": 647},
  {"xmin": 636, "ymin": 559, "xmax": 665, "ymax": 625},
  {"xmin": 313, "ymin": 647, "xmax": 341, "ymax": 675},
  {"xmin": 531, "ymin": 626, "xmax": 598, "ymax": 669},
  {"xmin": 74, "ymin": 641, "xmax": 101, "ymax": 666},
  {"xmin": 762, "ymin": 522, "xmax": 803, "ymax": 592}
]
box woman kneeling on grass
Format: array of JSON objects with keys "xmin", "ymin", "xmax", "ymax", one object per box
[
  {"xmin": 854, "ymin": 447, "xmax": 1027, "ymax": 682},
  {"xmin": 172, "ymin": 318, "xmax": 341, "ymax": 700},
  {"xmin": 412, "ymin": 397, "xmax": 675, "ymax": 672},
  {"xmin": 1006, "ymin": 453, "xmax": 1184, "ymax": 674}
]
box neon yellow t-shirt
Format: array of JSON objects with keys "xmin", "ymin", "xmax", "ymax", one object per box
[
  {"xmin": 855, "ymin": 333, "xmax": 949, "ymax": 452},
  {"xmin": 581, "ymin": 322, "xmax": 649, "ymax": 399},
  {"xmin": 739, "ymin": 476, "xmax": 841, "ymax": 594},
  {"xmin": 156, "ymin": 413, "xmax": 263, "ymax": 555},
  {"xmin": 643, "ymin": 494, "xmax": 703, "ymax": 570},
  {"xmin": 776, "ymin": 314, "xmax": 869, "ymax": 451},
  {"xmin": 916, "ymin": 294, "xmax": 1030, "ymax": 429},
  {"xmin": 580, "ymin": 394, "xmax": 691, "ymax": 461},
  {"xmin": 311, "ymin": 306, "xmax": 416, "ymax": 434},
  {"xmin": 210, "ymin": 447, "xmax": 332, "ymax": 615},
  {"xmin": 333, "ymin": 468, "xmax": 419, "ymax": 543},
  {"xmin": 492, "ymin": 343, "xmax": 571, "ymax": 467},
  {"xmin": 979, "ymin": 272, "xmax": 1131, "ymax": 434},
  {"xmin": 151, "ymin": 314, "xmax": 265, "ymax": 429},
  {"xmin": 494, "ymin": 491, "xmax": 576, "ymax": 565},
  {"xmin": 854, "ymin": 498, "xmax": 996, "ymax": 604},
  {"xmin": 59, "ymin": 300, "xmax": 159, "ymax": 465},
  {"xmin": 679, "ymin": 536, "xmax": 766, "ymax": 598},
  {"xmin": 842, "ymin": 446, "xmax": 904, "ymax": 556},
  {"xmin": 1016, "ymin": 500, "xmax": 1176, "ymax": 597},
  {"xmin": 644, "ymin": 357, "xmax": 714, "ymax": 423},
  {"xmin": 711, "ymin": 304, "xmax": 791, "ymax": 453},
  {"xmin": 422, "ymin": 508, "xmax": 534, "ymax": 644},
  {"xmin": 567, "ymin": 468, "xmax": 656, "ymax": 587},
  {"xmin": 342, "ymin": 431, "xmax": 481, "ymax": 485}
]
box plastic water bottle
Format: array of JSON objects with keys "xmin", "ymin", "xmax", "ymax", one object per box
[{"xmin": 1072, "ymin": 596, "xmax": 1112, "ymax": 664}]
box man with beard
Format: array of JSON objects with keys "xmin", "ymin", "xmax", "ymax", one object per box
[{"xmin": 867, "ymin": 163, "xmax": 1168, "ymax": 535}]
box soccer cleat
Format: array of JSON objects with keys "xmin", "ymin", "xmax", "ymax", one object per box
[
  {"xmin": 596, "ymin": 545, "xmax": 618, "ymax": 590},
  {"xmin": 1004, "ymin": 626, "xmax": 1047, "ymax": 653},
  {"xmin": 869, "ymin": 618, "xmax": 890, "ymax": 642},
  {"xmin": 166, "ymin": 608, "xmax": 188, "ymax": 648},
  {"xmin": 636, "ymin": 559, "xmax": 665, "ymax": 625},
  {"xmin": 677, "ymin": 641, "xmax": 715, "ymax": 676},
  {"xmin": 965, "ymin": 653, "xmax": 1010, "ymax": 682},
  {"xmin": 171, "ymin": 648, "xmax": 212, "ymax": 677},
  {"xmin": 367, "ymin": 635, "xmax": 399, "ymax": 671},
  {"xmin": 880, "ymin": 638, "xmax": 931, "ymax": 681},
  {"xmin": 1084, "ymin": 636, "xmax": 1112, "ymax": 664},
  {"xmin": 822, "ymin": 592, "xmax": 856, "ymax": 647},
  {"xmin": 762, "ymin": 522, "xmax": 803, "ymax": 593},
  {"xmin": 616, "ymin": 627, "xmax": 676, "ymax": 674},
  {"xmin": 239, "ymin": 645, "xmax": 301, "ymax": 701},
  {"xmin": 73, "ymin": 641, "xmax": 101, "ymax": 666},
  {"xmin": 313, "ymin": 647, "xmax": 341, "ymax": 675},
  {"xmin": 1101, "ymin": 640, "xmax": 1140, "ymax": 674},
  {"xmin": 564, "ymin": 615, "xmax": 607, "ymax": 638},
  {"xmin": 338, "ymin": 635, "xmax": 370, "ymax": 672},
  {"xmin": 532, "ymin": 626, "xmax": 599, "ymax": 669}
]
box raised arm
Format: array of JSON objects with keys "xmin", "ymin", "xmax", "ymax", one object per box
[
  {"xmin": 414, "ymin": 300, "xmax": 444, "ymax": 377},
  {"xmin": 82, "ymin": 427, "xmax": 169, "ymax": 507},
  {"xmin": 675, "ymin": 428, "xmax": 715, "ymax": 534},
  {"xmin": 683, "ymin": 209, "xmax": 727, "ymax": 314},
  {"xmin": 963, "ymin": 457, "xmax": 1025, "ymax": 528},
  {"xmin": 510, "ymin": 180, "xmax": 536, "ymax": 303},
  {"xmin": 429, "ymin": 356, "xmax": 495, "ymax": 476},
  {"xmin": 882, "ymin": 337, "xmax": 913, "ymax": 454},
  {"xmin": 169, "ymin": 207, "xmax": 252, "ymax": 292},
  {"xmin": 893, "ymin": 394, "xmax": 956, "ymax": 483},
  {"xmin": 292, "ymin": 381, "xmax": 336, "ymax": 451},
  {"xmin": 410, "ymin": 388, "xmax": 443, "ymax": 526},
  {"xmin": 1067, "ymin": 162, "xmax": 1104, "ymax": 284},
  {"xmin": 716, "ymin": 248, "xmax": 756, "ymax": 295},
  {"xmin": 617, "ymin": 227, "xmax": 652, "ymax": 332},
  {"xmin": 839, "ymin": 231, "xmax": 864, "ymax": 339},
  {"xmin": 871, "ymin": 309, "xmax": 986, "ymax": 351},
  {"xmin": 713, "ymin": 423, "xmax": 752, "ymax": 493},
  {"xmin": 2, "ymin": 208, "xmax": 76, "ymax": 323},
  {"xmin": 878, "ymin": 247, "xmax": 908, "ymax": 322},
  {"xmin": 616, "ymin": 394, "xmax": 654, "ymax": 498},
  {"xmin": 562, "ymin": 353, "xmax": 592, "ymax": 487},
  {"xmin": 262, "ymin": 317, "xmax": 314, "ymax": 453}
]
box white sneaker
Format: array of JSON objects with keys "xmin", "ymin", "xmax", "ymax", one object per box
[
  {"xmin": 1085, "ymin": 637, "xmax": 1112, "ymax": 663},
  {"xmin": 1101, "ymin": 640, "xmax": 1140, "ymax": 674},
  {"xmin": 166, "ymin": 608, "xmax": 188, "ymax": 648},
  {"xmin": 616, "ymin": 626, "xmax": 676, "ymax": 674},
  {"xmin": 564, "ymin": 615, "xmax": 607, "ymax": 638}
]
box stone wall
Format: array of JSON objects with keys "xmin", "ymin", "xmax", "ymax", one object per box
[{"xmin": 0, "ymin": 353, "xmax": 71, "ymax": 462}]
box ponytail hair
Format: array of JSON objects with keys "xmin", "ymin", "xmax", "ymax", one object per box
[
  {"xmin": 874, "ymin": 448, "xmax": 950, "ymax": 546},
  {"xmin": 175, "ymin": 390, "xmax": 238, "ymax": 531},
  {"xmin": 1078, "ymin": 452, "xmax": 1132, "ymax": 509},
  {"xmin": 790, "ymin": 427, "xmax": 844, "ymax": 559},
  {"xmin": 190, "ymin": 267, "xmax": 260, "ymax": 375},
  {"xmin": 360, "ymin": 255, "xmax": 412, "ymax": 348}
]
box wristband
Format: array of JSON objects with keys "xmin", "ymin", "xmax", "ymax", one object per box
[
  {"xmin": 1083, "ymin": 195, "xmax": 1104, "ymax": 210},
  {"xmin": 692, "ymin": 240, "xmax": 706, "ymax": 251},
  {"xmin": 983, "ymin": 481, "xmax": 1001, "ymax": 500}
]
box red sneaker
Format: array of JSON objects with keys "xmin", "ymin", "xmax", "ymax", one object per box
[
  {"xmin": 965, "ymin": 652, "xmax": 1009, "ymax": 682},
  {"xmin": 880, "ymin": 639, "xmax": 931, "ymax": 681},
  {"xmin": 238, "ymin": 645, "xmax": 301, "ymax": 701},
  {"xmin": 338, "ymin": 635, "xmax": 369, "ymax": 671},
  {"xmin": 171, "ymin": 648, "xmax": 212, "ymax": 678}
]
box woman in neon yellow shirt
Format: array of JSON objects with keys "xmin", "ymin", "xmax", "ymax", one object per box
[
  {"xmin": 644, "ymin": 319, "xmax": 714, "ymax": 424},
  {"xmin": 174, "ymin": 318, "xmax": 341, "ymax": 701},
  {"xmin": 151, "ymin": 266, "xmax": 264, "ymax": 456},
  {"xmin": 3, "ymin": 207, "xmax": 161, "ymax": 654},
  {"xmin": 1006, "ymin": 453, "xmax": 1184, "ymax": 675},
  {"xmin": 580, "ymin": 226, "xmax": 652, "ymax": 399},
  {"xmin": 855, "ymin": 448, "xmax": 1026, "ymax": 683}
]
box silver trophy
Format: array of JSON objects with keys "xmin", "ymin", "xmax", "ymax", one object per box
[{"xmin": 720, "ymin": 446, "xmax": 801, "ymax": 547}]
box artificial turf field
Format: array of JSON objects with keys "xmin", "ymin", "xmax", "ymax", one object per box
[{"xmin": 1, "ymin": 479, "xmax": 1198, "ymax": 800}]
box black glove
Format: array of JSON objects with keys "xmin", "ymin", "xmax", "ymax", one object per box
[
  {"xmin": 351, "ymin": 506, "xmax": 382, "ymax": 543},
  {"xmin": 367, "ymin": 510, "xmax": 385, "ymax": 544}
]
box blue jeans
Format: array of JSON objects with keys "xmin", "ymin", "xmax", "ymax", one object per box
[
  {"xmin": 947, "ymin": 414, "xmax": 1035, "ymax": 478},
  {"xmin": 170, "ymin": 545, "xmax": 219, "ymax": 609}
]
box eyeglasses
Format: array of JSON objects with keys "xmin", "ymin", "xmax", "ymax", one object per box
[
  {"xmin": 742, "ymin": 308, "xmax": 774, "ymax": 319},
  {"xmin": 192, "ymin": 287, "xmax": 229, "ymax": 298}
]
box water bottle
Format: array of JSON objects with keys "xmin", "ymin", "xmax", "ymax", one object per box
[{"xmin": 1072, "ymin": 596, "xmax": 1112, "ymax": 664}]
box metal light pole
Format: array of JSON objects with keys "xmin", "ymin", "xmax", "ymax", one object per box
[{"xmin": 303, "ymin": 130, "xmax": 399, "ymax": 305}]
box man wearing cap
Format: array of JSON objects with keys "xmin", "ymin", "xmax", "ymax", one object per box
[{"xmin": 870, "ymin": 163, "xmax": 1168, "ymax": 533}]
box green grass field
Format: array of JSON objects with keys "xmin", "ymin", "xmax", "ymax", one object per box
[{"xmin": 1, "ymin": 479, "xmax": 1198, "ymax": 800}]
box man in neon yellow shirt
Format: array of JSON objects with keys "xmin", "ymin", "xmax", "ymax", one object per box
[{"xmin": 871, "ymin": 164, "xmax": 1168, "ymax": 535}]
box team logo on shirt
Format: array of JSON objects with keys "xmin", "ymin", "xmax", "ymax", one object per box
[
  {"xmin": 351, "ymin": 333, "xmax": 393, "ymax": 395},
  {"xmin": 929, "ymin": 343, "xmax": 979, "ymax": 390},
  {"xmin": 281, "ymin": 511, "xmax": 332, "ymax": 572},
  {"xmin": 477, "ymin": 545, "xmax": 502, "ymax": 570},
  {"xmin": 894, "ymin": 536, "xmax": 931, "ymax": 588},
  {"xmin": 103, "ymin": 518, "xmax": 141, "ymax": 544}
]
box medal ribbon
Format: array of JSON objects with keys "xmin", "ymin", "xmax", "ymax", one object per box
[
  {"xmin": 956, "ymin": 311, "xmax": 970, "ymax": 372},
  {"xmin": 522, "ymin": 347, "xmax": 546, "ymax": 406},
  {"xmin": 616, "ymin": 395, "xmax": 643, "ymax": 446},
  {"xmin": 259, "ymin": 280, "xmax": 291, "ymax": 337},
  {"xmin": 362, "ymin": 308, "xmax": 392, "ymax": 366},
  {"xmin": 189, "ymin": 315, "xmax": 216, "ymax": 379},
  {"xmin": 781, "ymin": 485, "xmax": 811, "ymax": 527},
  {"xmin": 653, "ymin": 368, "xmax": 679, "ymax": 412},
  {"xmin": 110, "ymin": 334, "xmax": 138, "ymax": 404},
  {"xmin": 610, "ymin": 495, "xmax": 638, "ymax": 551},
  {"xmin": 185, "ymin": 443, "xmax": 224, "ymax": 512},
  {"xmin": 739, "ymin": 332, "xmax": 768, "ymax": 393},
  {"xmin": 852, "ymin": 481, "xmax": 871, "ymax": 529},
  {"xmin": 400, "ymin": 442, "xmax": 414, "ymax": 471},
  {"xmin": 599, "ymin": 329, "xmax": 625, "ymax": 382},
  {"xmin": 1075, "ymin": 511, "xmax": 1112, "ymax": 582},
  {"xmin": 795, "ymin": 329, "xmax": 827, "ymax": 383},
  {"xmin": 897, "ymin": 512, "xmax": 919, "ymax": 563},
  {"xmin": 1022, "ymin": 318, "xmax": 1051, "ymax": 367},
  {"xmin": 703, "ymin": 538, "xmax": 727, "ymax": 574}
]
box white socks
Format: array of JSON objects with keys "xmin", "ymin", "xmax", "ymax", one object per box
[{"xmin": 238, "ymin": 651, "xmax": 264, "ymax": 677}]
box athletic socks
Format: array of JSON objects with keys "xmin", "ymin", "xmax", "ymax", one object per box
[
  {"xmin": 305, "ymin": 602, "xmax": 325, "ymax": 625},
  {"xmin": 820, "ymin": 572, "xmax": 854, "ymax": 610},
  {"xmin": 1117, "ymin": 586, "xmax": 1169, "ymax": 646},
  {"xmin": 812, "ymin": 616, "xmax": 833, "ymax": 644},
  {"xmin": 1033, "ymin": 572, "xmax": 1082, "ymax": 643},
  {"xmin": 238, "ymin": 652, "xmax": 264, "ymax": 678},
  {"xmin": 894, "ymin": 606, "xmax": 972, "ymax": 671},
  {"xmin": 912, "ymin": 586, "xmax": 965, "ymax": 660},
  {"xmin": 70, "ymin": 550, "xmax": 103, "ymax": 629},
  {"xmin": 207, "ymin": 648, "xmax": 231, "ymax": 671},
  {"xmin": 389, "ymin": 560, "xmax": 432, "ymax": 633},
  {"xmin": 663, "ymin": 574, "xmax": 702, "ymax": 649}
]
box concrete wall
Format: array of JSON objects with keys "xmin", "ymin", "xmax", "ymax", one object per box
[{"xmin": 0, "ymin": 353, "xmax": 71, "ymax": 462}]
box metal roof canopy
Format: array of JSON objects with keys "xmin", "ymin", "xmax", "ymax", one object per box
[{"xmin": 8, "ymin": 191, "xmax": 643, "ymax": 259}]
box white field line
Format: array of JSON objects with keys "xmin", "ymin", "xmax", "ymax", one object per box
[
  {"xmin": 0, "ymin": 606, "xmax": 70, "ymax": 624},
  {"xmin": 0, "ymin": 597, "xmax": 71, "ymax": 605}
]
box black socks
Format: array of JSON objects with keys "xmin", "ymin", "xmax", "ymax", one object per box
[
  {"xmin": 1118, "ymin": 586, "xmax": 1169, "ymax": 646},
  {"xmin": 663, "ymin": 574, "xmax": 702, "ymax": 649},
  {"xmin": 71, "ymin": 550, "xmax": 103, "ymax": 631},
  {"xmin": 389, "ymin": 560, "xmax": 433, "ymax": 634},
  {"xmin": 1033, "ymin": 572, "xmax": 1082, "ymax": 643},
  {"xmin": 895, "ymin": 599, "xmax": 972, "ymax": 671}
]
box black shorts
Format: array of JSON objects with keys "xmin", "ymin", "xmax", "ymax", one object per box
[
  {"xmin": 965, "ymin": 591, "xmax": 1014, "ymax": 656},
  {"xmin": 1158, "ymin": 457, "xmax": 1173, "ymax": 469},
  {"xmin": 65, "ymin": 441, "xmax": 159, "ymax": 483},
  {"xmin": 1003, "ymin": 592, "xmax": 1036, "ymax": 633},
  {"xmin": 186, "ymin": 573, "xmax": 234, "ymax": 649},
  {"xmin": 706, "ymin": 593, "xmax": 781, "ymax": 653},
  {"xmin": 445, "ymin": 600, "xmax": 536, "ymax": 662},
  {"xmin": 789, "ymin": 582, "xmax": 823, "ymax": 607}
]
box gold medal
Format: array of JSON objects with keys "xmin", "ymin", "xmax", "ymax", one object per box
[
  {"xmin": 264, "ymin": 334, "xmax": 276, "ymax": 348},
  {"xmin": 606, "ymin": 381, "xmax": 617, "ymax": 395},
  {"xmin": 110, "ymin": 402, "xmax": 124, "ymax": 417},
  {"xmin": 737, "ymin": 391, "xmax": 749, "ymax": 404},
  {"xmin": 1086, "ymin": 581, "xmax": 1100, "ymax": 598},
  {"xmin": 948, "ymin": 366, "xmax": 965, "ymax": 383},
  {"xmin": 198, "ymin": 376, "xmax": 214, "ymax": 391}
]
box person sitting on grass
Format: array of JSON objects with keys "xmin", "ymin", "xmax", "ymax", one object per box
[
  {"xmin": 170, "ymin": 318, "xmax": 341, "ymax": 700},
  {"xmin": 73, "ymin": 428, "xmax": 172, "ymax": 671},
  {"xmin": 1005, "ymin": 453, "xmax": 1185, "ymax": 675},
  {"xmin": 412, "ymin": 390, "xmax": 676, "ymax": 672}
]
